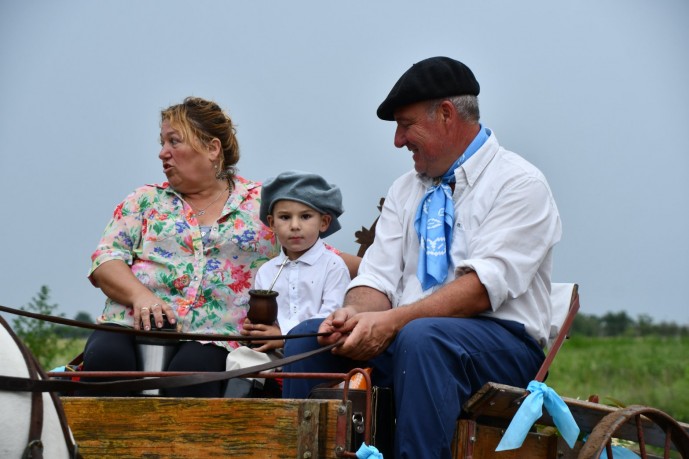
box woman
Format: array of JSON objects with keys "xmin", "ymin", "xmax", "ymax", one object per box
[{"xmin": 82, "ymin": 97, "xmax": 314, "ymax": 397}]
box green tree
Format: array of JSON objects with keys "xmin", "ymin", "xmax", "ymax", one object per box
[
  {"xmin": 55, "ymin": 311, "xmax": 95, "ymax": 339},
  {"xmin": 11, "ymin": 285, "xmax": 62, "ymax": 369},
  {"xmin": 572, "ymin": 313, "xmax": 603, "ymax": 337},
  {"xmin": 601, "ymin": 311, "xmax": 634, "ymax": 337},
  {"xmin": 74, "ymin": 311, "xmax": 94, "ymax": 323},
  {"xmin": 637, "ymin": 314, "xmax": 655, "ymax": 337}
]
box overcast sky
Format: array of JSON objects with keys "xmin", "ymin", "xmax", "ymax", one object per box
[{"xmin": 1, "ymin": 0, "xmax": 687, "ymax": 325}]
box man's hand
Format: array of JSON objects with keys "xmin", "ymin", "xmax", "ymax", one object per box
[
  {"xmin": 317, "ymin": 286, "xmax": 396, "ymax": 359},
  {"xmin": 331, "ymin": 309, "xmax": 399, "ymax": 361},
  {"xmin": 317, "ymin": 306, "xmax": 358, "ymax": 346}
]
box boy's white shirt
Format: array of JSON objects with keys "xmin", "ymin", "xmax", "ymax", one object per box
[
  {"xmin": 253, "ymin": 238, "xmax": 351, "ymax": 335},
  {"xmin": 227, "ymin": 239, "xmax": 350, "ymax": 374}
]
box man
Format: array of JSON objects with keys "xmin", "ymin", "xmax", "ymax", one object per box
[{"xmin": 283, "ymin": 56, "xmax": 562, "ymax": 458}]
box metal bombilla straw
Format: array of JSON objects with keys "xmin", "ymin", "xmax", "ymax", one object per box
[{"xmin": 268, "ymin": 257, "xmax": 289, "ymax": 291}]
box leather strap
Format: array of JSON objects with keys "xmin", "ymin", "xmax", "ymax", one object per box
[
  {"xmin": 1, "ymin": 315, "xmax": 82, "ymax": 459},
  {"xmin": 0, "ymin": 342, "xmax": 339, "ymax": 394},
  {"xmin": 6, "ymin": 315, "xmax": 44, "ymax": 459},
  {"xmin": 0, "ymin": 303, "xmax": 327, "ymax": 343}
]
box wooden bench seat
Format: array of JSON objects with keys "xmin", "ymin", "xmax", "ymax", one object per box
[{"xmin": 62, "ymin": 396, "xmax": 351, "ymax": 458}]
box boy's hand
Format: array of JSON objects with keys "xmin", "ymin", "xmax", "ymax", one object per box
[{"xmin": 241, "ymin": 319, "xmax": 284, "ymax": 352}]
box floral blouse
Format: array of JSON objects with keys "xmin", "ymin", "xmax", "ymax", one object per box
[{"xmin": 89, "ymin": 175, "xmax": 280, "ymax": 351}]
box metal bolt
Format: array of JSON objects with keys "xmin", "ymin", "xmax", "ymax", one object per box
[
  {"xmin": 335, "ymin": 445, "xmax": 345, "ymax": 454},
  {"xmin": 303, "ymin": 452, "xmax": 312, "ymax": 458},
  {"xmin": 337, "ymin": 404, "xmax": 347, "ymax": 415},
  {"xmin": 303, "ymin": 410, "xmax": 312, "ymax": 420}
]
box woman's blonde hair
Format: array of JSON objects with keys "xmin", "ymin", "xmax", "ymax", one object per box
[{"xmin": 161, "ymin": 97, "xmax": 240, "ymax": 182}]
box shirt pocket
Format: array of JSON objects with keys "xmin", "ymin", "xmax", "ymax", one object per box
[
  {"xmin": 451, "ymin": 220, "xmax": 469, "ymax": 264},
  {"xmin": 219, "ymin": 216, "xmax": 273, "ymax": 254},
  {"xmin": 144, "ymin": 214, "xmax": 181, "ymax": 242},
  {"xmin": 141, "ymin": 215, "xmax": 192, "ymax": 261}
]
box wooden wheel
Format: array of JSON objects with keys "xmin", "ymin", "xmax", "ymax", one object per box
[{"xmin": 578, "ymin": 405, "xmax": 689, "ymax": 458}]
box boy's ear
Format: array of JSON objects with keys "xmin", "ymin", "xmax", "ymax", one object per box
[
  {"xmin": 266, "ymin": 215, "xmax": 275, "ymax": 229},
  {"xmin": 320, "ymin": 214, "xmax": 332, "ymax": 232}
]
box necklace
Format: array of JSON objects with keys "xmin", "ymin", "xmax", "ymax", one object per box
[{"xmin": 187, "ymin": 187, "xmax": 228, "ymax": 216}]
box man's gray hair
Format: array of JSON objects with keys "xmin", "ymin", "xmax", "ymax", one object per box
[{"xmin": 427, "ymin": 95, "xmax": 480, "ymax": 123}]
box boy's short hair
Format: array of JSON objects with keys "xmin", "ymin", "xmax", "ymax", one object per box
[{"xmin": 259, "ymin": 170, "xmax": 344, "ymax": 238}]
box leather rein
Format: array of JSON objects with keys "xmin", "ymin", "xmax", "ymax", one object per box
[
  {"xmin": 0, "ymin": 303, "xmax": 337, "ymax": 395},
  {"xmin": 0, "ymin": 303, "xmax": 339, "ymax": 458},
  {"xmin": 1, "ymin": 314, "xmax": 81, "ymax": 459}
]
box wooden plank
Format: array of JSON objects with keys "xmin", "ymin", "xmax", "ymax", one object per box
[
  {"xmin": 453, "ymin": 419, "xmax": 579, "ymax": 459},
  {"xmin": 62, "ymin": 397, "xmax": 348, "ymax": 458},
  {"xmin": 464, "ymin": 382, "xmax": 689, "ymax": 450}
]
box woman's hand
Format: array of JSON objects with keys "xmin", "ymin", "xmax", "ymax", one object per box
[
  {"xmin": 133, "ymin": 297, "xmax": 176, "ymax": 331},
  {"xmin": 91, "ymin": 260, "xmax": 177, "ymax": 331},
  {"xmin": 241, "ymin": 319, "xmax": 283, "ymax": 353}
]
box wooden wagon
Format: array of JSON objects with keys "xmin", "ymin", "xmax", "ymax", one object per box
[
  {"xmin": 56, "ymin": 282, "xmax": 689, "ymax": 458},
  {"xmin": 48, "ymin": 202, "xmax": 689, "ymax": 458}
]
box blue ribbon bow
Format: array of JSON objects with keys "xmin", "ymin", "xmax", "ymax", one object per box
[
  {"xmin": 496, "ymin": 380, "xmax": 580, "ymax": 451},
  {"xmin": 356, "ymin": 443, "xmax": 383, "ymax": 458}
]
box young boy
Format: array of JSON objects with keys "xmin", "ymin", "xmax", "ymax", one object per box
[
  {"xmin": 225, "ymin": 170, "xmax": 350, "ymax": 396},
  {"xmin": 245, "ymin": 169, "xmax": 351, "ymax": 351}
]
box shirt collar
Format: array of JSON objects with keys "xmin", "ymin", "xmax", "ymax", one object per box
[
  {"xmin": 417, "ymin": 126, "xmax": 493, "ymax": 188},
  {"xmin": 277, "ymin": 238, "xmax": 326, "ymax": 266},
  {"xmin": 154, "ymin": 175, "xmax": 260, "ymax": 217},
  {"xmin": 459, "ymin": 128, "xmax": 498, "ymax": 188}
]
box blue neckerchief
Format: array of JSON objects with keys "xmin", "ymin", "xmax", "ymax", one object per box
[{"xmin": 414, "ymin": 126, "xmax": 489, "ymax": 290}]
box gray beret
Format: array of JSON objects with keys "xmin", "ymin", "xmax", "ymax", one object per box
[
  {"xmin": 259, "ymin": 170, "xmax": 344, "ymax": 238},
  {"xmin": 377, "ymin": 56, "xmax": 480, "ymax": 121}
]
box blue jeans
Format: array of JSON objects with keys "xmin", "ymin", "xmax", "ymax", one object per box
[{"xmin": 283, "ymin": 316, "xmax": 544, "ymax": 459}]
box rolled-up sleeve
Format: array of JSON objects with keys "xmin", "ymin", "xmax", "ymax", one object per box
[
  {"xmin": 456, "ymin": 175, "xmax": 561, "ymax": 311},
  {"xmin": 89, "ymin": 191, "xmax": 143, "ymax": 284}
]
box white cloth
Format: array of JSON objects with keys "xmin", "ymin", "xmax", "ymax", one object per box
[
  {"xmin": 254, "ymin": 239, "xmax": 351, "ymax": 334},
  {"xmin": 349, "ymin": 132, "xmax": 562, "ymax": 346},
  {"xmin": 225, "ymin": 346, "xmax": 281, "ymax": 384}
]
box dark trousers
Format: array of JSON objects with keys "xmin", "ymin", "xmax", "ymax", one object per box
[
  {"xmin": 81, "ymin": 327, "xmax": 228, "ymax": 397},
  {"xmin": 283, "ymin": 316, "xmax": 545, "ymax": 459}
]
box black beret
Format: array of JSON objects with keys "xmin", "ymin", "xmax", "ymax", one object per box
[
  {"xmin": 377, "ymin": 56, "xmax": 480, "ymax": 121},
  {"xmin": 260, "ymin": 170, "xmax": 344, "ymax": 238}
]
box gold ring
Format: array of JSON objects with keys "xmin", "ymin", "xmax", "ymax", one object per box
[
  {"xmin": 141, "ymin": 307, "xmax": 149, "ymax": 312},
  {"xmin": 151, "ymin": 303, "xmax": 162, "ymax": 309}
]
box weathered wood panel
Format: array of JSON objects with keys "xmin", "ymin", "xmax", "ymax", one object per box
[
  {"xmin": 453, "ymin": 419, "xmax": 581, "ymax": 459},
  {"xmin": 62, "ymin": 397, "xmax": 348, "ymax": 458}
]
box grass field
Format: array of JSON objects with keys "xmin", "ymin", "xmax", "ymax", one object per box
[
  {"xmin": 47, "ymin": 338, "xmax": 86, "ymax": 370},
  {"xmin": 547, "ymin": 335, "xmax": 689, "ymax": 423}
]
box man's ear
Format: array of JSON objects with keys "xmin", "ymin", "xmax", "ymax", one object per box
[
  {"xmin": 320, "ymin": 214, "xmax": 332, "ymax": 232},
  {"xmin": 439, "ymin": 100, "xmax": 455, "ymax": 124}
]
